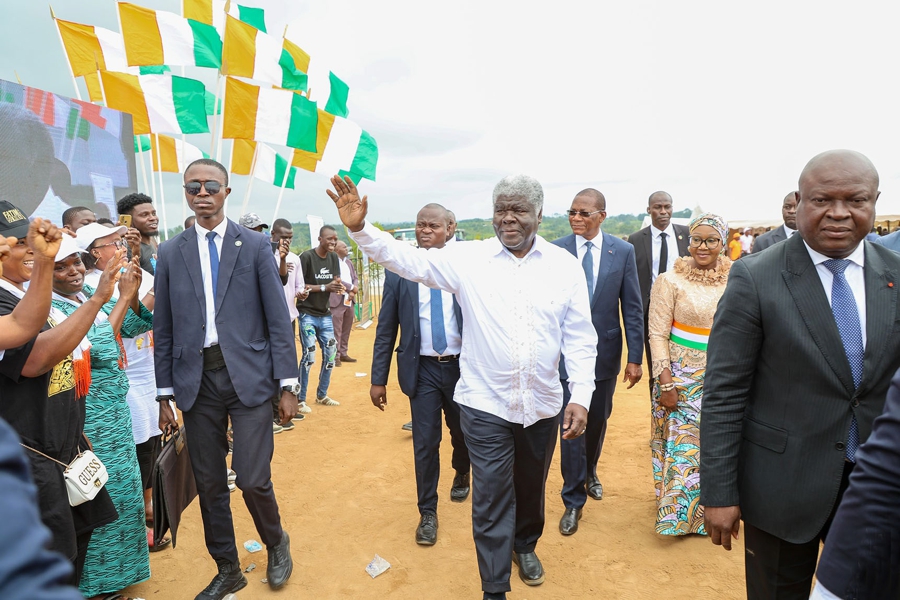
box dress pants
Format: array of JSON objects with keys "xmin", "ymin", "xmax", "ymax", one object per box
[
  {"xmin": 460, "ymin": 405, "xmax": 557, "ymax": 594},
  {"xmin": 559, "ymin": 378, "xmax": 615, "ymax": 509},
  {"xmin": 331, "ymin": 303, "xmax": 354, "ymax": 357},
  {"xmin": 409, "ymin": 357, "xmax": 469, "ymax": 515},
  {"xmin": 182, "ymin": 363, "xmax": 284, "ymax": 566},
  {"xmin": 643, "ymin": 310, "xmax": 654, "ymax": 393},
  {"xmin": 743, "ymin": 461, "xmax": 853, "ymax": 600}
]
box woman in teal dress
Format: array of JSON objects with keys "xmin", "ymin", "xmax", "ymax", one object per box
[{"xmin": 51, "ymin": 242, "xmax": 151, "ymax": 599}]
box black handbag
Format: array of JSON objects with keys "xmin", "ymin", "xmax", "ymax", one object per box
[{"xmin": 152, "ymin": 426, "xmax": 198, "ymax": 548}]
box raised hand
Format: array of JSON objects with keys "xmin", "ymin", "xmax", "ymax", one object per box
[
  {"xmin": 124, "ymin": 227, "xmax": 142, "ymax": 258},
  {"xmin": 326, "ymin": 175, "xmax": 368, "ymax": 232},
  {"xmin": 94, "ymin": 248, "xmax": 127, "ymax": 303},
  {"xmin": 27, "ymin": 219, "xmax": 63, "ymax": 261},
  {"xmin": 118, "ymin": 257, "xmax": 143, "ymax": 301}
]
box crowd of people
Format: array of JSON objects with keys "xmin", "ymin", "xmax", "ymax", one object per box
[{"xmin": 0, "ymin": 149, "xmax": 896, "ymax": 600}]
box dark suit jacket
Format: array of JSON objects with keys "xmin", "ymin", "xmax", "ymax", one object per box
[
  {"xmin": 153, "ymin": 220, "xmax": 299, "ymax": 411},
  {"xmin": 701, "ymin": 234, "xmax": 900, "ymax": 543},
  {"xmin": 815, "ymin": 366, "xmax": 900, "ymax": 600},
  {"xmin": 750, "ymin": 225, "xmax": 788, "ymax": 254},
  {"xmin": 552, "ymin": 233, "xmax": 644, "ymax": 381},
  {"xmin": 874, "ymin": 229, "xmax": 900, "ymax": 253},
  {"xmin": 627, "ymin": 224, "xmax": 691, "ymax": 316},
  {"xmin": 371, "ymin": 270, "xmax": 462, "ymax": 398}
]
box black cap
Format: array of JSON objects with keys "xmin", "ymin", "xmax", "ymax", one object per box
[{"xmin": 0, "ymin": 201, "xmax": 29, "ymax": 239}]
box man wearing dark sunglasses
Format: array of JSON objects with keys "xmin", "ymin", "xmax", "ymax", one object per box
[{"xmin": 153, "ymin": 159, "xmax": 299, "ymax": 600}]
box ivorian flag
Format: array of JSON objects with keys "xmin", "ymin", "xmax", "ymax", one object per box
[
  {"xmin": 183, "ymin": 0, "xmax": 267, "ymax": 32},
  {"xmin": 222, "ymin": 16, "xmax": 306, "ymax": 91},
  {"xmin": 231, "ymin": 139, "xmax": 298, "ymax": 189},
  {"xmin": 278, "ymin": 36, "xmax": 350, "ymax": 118},
  {"xmin": 84, "ymin": 65, "xmax": 170, "ymax": 104},
  {"xmin": 222, "ymin": 77, "xmax": 317, "ymax": 152},
  {"xmin": 314, "ymin": 116, "xmax": 378, "ymax": 183},
  {"xmin": 135, "ymin": 134, "xmax": 152, "ymax": 153},
  {"xmin": 150, "ymin": 134, "xmax": 209, "ymax": 172},
  {"xmin": 101, "ymin": 71, "xmax": 209, "ymax": 135},
  {"xmin": 118, "ymin": 2, "xmax": 222, "ymax": 69}
]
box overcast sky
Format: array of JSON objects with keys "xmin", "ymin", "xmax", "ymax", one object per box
[{"xmin": 3, "ymin": 0, "xmax": 900, "ymax": 230}]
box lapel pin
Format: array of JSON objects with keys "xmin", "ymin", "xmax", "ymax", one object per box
[
  {"xmin": 608, "ymin": 250, "xmax": 613, "ymax": 254},
  {"xmin": 889, "ymin": 282, "xmax": 894, "ymax": 288},
  {"xmin": 235, "ymin": 240, "xmax": 242, "ymax": 246},
  {"xmin": 678, "ymin": 235, "xmax": 683, "ymax": 240}
]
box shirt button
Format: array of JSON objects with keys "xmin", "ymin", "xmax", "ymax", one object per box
[{"xmin": 835, "ymin": 441, "xmax": 845, "ymax": 451}]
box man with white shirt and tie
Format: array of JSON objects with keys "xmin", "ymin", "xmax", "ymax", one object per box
[
  {"xmin": 328, "ymin": 174, "xmax": 597, "ymax": 600},
  {"xmin": 627, "ymin": 192, "xmax": 690, "ymax": 392},
  {"xmin": 370, "ymin": 203, "xmax": 471, "ymax": 546},
  {"xmin": 552, "ymin": 189, "xmax": 644, "ymax": 535},
  {"xmin": 752, "ymin": 192, "xmax": 799, "ymax": 253},
  {"xmin": 154, "ymin": 159, "xmax": 299, "ymax": 600}
]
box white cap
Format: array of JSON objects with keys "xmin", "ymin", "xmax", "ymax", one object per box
[
  {"xmin": 75, "ymin": 223, "xmax": 127, "ymax": 251},
  {"xmin": 54, "ymin": 234, "xmax": 85, "ymax": 262}
]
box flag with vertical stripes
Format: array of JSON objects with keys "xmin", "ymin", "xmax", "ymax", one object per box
[
  {"xmin": 150, "ymin": 134, "xmax": 209, "ymax": 172},
  {"xmin": 101, "ymin": 71, "xmax": 209, "ymax": 135},
  {"xmin": 183, "ymin": 0, "xmax": 267, "ymax": 32},
  {"xmin": 231, "ymin": 139, "xmax": 297, "ymax": 189},
  {"xmin": 280, "ymin": 36, "xmax": 350, "ymax": 117},
  {"xmin": 118, "ymin": 2, "xmax": 222, "ymax": 69},
  {"xmin": 222, "ymin": 77, "xmax": 317, "ymax": 152},
  {"xmin": 222, "ymin": 16, "xmax": 306, "ymax": 91},
  {"xmin": 313, "ymin": 116, "xmax": 378, "ymax": 182}
]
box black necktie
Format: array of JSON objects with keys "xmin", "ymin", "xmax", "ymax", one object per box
[{"xmin": 658, "ymin": 232, "xmax": 668, "ymax": 275}]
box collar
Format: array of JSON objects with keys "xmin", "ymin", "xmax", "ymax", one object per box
[
  {"xmin": 651, "ymin": 224, "xmax": 675, "ymax": 239},
  {"xmin": 804, "ymin": 240, "xmax": 865, "ymax": 269},
  {"xmin": 195, "ymin": 218, "xmax": 229, "ymax": 242},
  {"xmin": 492, "ymin": 235, "xmax": 544, "ymax": 261},
  {"xmin": 575, "ymin": 233, "xmax": 599, "ymax": 249},
  {"xmin": 783, "ymin": 224, "xmax": 797, "ymax": 237}
]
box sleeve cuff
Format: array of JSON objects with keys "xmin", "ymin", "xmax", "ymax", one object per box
[
  {"xmin": 157, "ymin": 387, "xmax": 175, "ymax": 396},
  {"xmin": 567, "ymin": 381, "xmax": 593, "ymax": 411},
  {"xmin": 279, "ymin": 378, "xmax": 299, "ymax": 387}
]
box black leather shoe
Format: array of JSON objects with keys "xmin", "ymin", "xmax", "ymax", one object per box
[
  {"xmin": 512, "ymin": 551, "xmax": 544, "ymax": 586},
  {"xmin": 586, "ymin": 476, "xmax": 603, "ymax": 500},
  {"xmin": 415, "ymin": 512, "xmax": 438, "ymax": 545},
  {"xmin": 450, "ymin": 471, "xmax": 470, "ymax": 502},
  {"xmin": 559, "ymin": 507, "xmax": 583, "ymax": 536},
  {"xmin": 266, "ymin": 532, "xmax": 293, "ymax": 590},
  {"xmin": 195, "ymin": 562, "xmax": 247, "ymax": 600}
]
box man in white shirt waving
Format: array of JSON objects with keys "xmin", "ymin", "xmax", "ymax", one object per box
[{"xmin": 327, "ymin": 174, "xmax": 597, "ymax": 600}]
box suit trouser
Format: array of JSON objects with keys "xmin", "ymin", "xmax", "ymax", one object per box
[
  {"xmin": 409, "ymin": 357, "xmax": 470, "ymax": 515},
  {"xmin": 182, "ymin": 364, "xmax": 284, "ymax": 566},
  {"xmin": 331, "ymin": 304, "xmax": 354, "ymax": 357},
  {"xmin": 743, "ymin": 461, "xmax": 853, "ymax": 600},
  {"xmin": 559, "ymin": 378, "xmax": 616, "ymax": 509},
  {"xmin": 460, "ymin": 405, "xmax": 557, "ymax": 594}
]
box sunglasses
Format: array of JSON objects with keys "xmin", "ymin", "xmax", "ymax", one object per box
[
  {"xmin": 566, "ymin": 209, "xmax": 604, "ymax": 218},
  {"xmin": 184, "ymin": 181, "xmax": 223, "ymax": 196}
]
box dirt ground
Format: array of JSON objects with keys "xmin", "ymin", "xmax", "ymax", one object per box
[{"xmin": 125, "ymin": 322, "xmax": 747, "ymax": 600}]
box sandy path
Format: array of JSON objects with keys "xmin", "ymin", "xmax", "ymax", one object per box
[{"xmin": 125, "ymin": 322, "xmax": 746, "ymax": 599}]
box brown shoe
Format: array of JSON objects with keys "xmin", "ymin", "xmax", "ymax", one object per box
[{"xmin": 340, "ymin": 355, "xmax": 357, "ymax": 363}]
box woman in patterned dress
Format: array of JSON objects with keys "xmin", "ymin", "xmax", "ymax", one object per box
[
  {"xmin": 51, "ymin": 240, "xmax": 152, "ymax": 598},
  {"xmin": 648, "ymin": 213, "xmax": 731, "ymax": 536}
]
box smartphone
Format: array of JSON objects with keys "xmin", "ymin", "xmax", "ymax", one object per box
[{"xmin": 117, "ymin": 214, "xmax": 132, "ymax": 228}]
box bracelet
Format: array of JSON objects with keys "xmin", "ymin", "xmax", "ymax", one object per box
[{"xmin": 658, "ymin": 382, "xmax": 675, "ymax": 392}]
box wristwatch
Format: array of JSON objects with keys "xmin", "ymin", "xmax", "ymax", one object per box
[
  {"xmin": 320, "ymin": 284, "xmax": 325, "ymax": 292},
  {"xmin": 281, "ymin": 383, "xmax": 301, "ymax": 396},
  {"xmin": 156, "ymin": 394, "xmax": 174, "ymax": 403}
]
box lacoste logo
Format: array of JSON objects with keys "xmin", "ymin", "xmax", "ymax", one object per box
[{"xmin": 320, "ymin": 267, "xmax": 328, "ymax": 274}]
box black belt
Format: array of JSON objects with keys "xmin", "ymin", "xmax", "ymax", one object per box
[
  {"xmin": 202, "ymin": 344, "xmax": 226, "ymax": 371},
  {"xmin": 421, "ymin": 354, "xmax": 460, "ymax": 363}
]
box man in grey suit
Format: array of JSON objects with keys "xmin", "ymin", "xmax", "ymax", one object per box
[
  {"xmin": 552, "ymin": 189, "xmax": 643, "ymax": 535},
  {"xmin": 154, "ymin": 159, "xmax": 299, "ymax": 600},
  {"xmin": 627, "ymin": 192, "xmax": 690, "ymax": 390},
  {"xmin": 751, "ymin": 192, "xmax": 798, "ymax": 253},
  {"xmin": 701, "ymin": 150, "xmax": 900, "ymax": 599},
  {"xmin": 874, "ymin": 228, "xmax": 900, "ymax": 252}
]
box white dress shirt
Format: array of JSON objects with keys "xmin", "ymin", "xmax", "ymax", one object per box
[
  {"xmin": 575, "ymin": 234, "xmax": 601, "ymax": 284},
  {"xmin": 650, "ymin": 224, "xmax": 678, "ymax": 285},
  {"xmin": 783, "ymin": 224, "xmax": 797, "ymax": 238},
  {"xmin": 277, "ymin": 250, "xmax": 304, "ymax": 322},
  {"xmin": 351, "ymin": 221, "xmax": 597, "ymax": 427},
  {"xmin": 804, "ymin": 241, "xmax": 866, "ymax": 346},
  {"xmin": 418, "ymin": 283, "xmax": 462, "ymax": 357},
  {"xmin": 339, "ymin": 257, "xmax": 355, "ymax": 291},
  {"xmin": 809, "ymin": 582, "xmax": 840, "ymax": 600}
]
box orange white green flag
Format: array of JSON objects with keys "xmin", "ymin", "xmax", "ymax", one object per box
[
  {"xmin": 231, "ymin": 139, "xmax": 297, "ymax": 189},
  {"xmin": 221, "ymin": 16, "xmax": 306, "ymax": 91},
  {"xmin": 117, "ymin": 2, "xmax": 222, "ymax": 69},
  {"xmin": 222, "ymin": 77, "xmax": 317, "ymax": 152},
  {"xmin": 313, "ymin": 116, "xmax": 378, "ymax": 183},
  {"xmin": 101, "ymin": 71, "xmax": 209, "ymax": 135},
  {"xmin": 183, "ymin": 0, "xmax": 267, "ymax": 32},
  {"xmin": 150, "ymin": 134, "xmax": 209, "ymax": 172}
]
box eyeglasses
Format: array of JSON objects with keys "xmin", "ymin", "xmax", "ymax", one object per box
[
  {"xmin": 184, "ymin": 181, "xmax": 222, "ymax": 196},
  {"xmin": 94, "ymin": 239, "xmax": 126, "ymax": 250},
  {"xmin": 689, "ymin": 236, "xmax": 722, "ymax": 249},
  {"xmin": 566, "ymin": 209, "xmax": 604, "ymax": 218}
]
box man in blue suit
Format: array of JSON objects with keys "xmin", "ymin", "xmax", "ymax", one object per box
[
  {"xmin": 154, "ymin": 159, "xmax": 299, "ymax": 600},
  {"xmin": 874, "ymin": 228, "xmax": 900, "ymax": 252},
  {"xmin": 552, "ymin": 189, "xmax": 644, "ymax": 535},
  {"xmin": 811, "ymin": 366, "xmax": 900, "ymax": 600},
  {"xmin": 370, "ymin": 203, "xmax": 470, "ymax": 546}
]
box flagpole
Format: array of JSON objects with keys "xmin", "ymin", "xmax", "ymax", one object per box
[
  {"xmin": 137, "ymin": 139, "xmax": 150, "ymax": 195},
  {"xmin": 240, "ymin": 142, "xmax": 259, "ymax": 215},
  {"xmin": 50, "ymin": 7, "xmax": 83, "ymax": 101},
  {"xmin": 148, "ymin": 134, "xmax": 159, "ymax": 221},
  {"xmin": 208, "ymin": 75, "xmax": 221, "ymax": 156},
  {"xmin": 153, "ymin": 135, "xmax": 169, "ymax": 241},
  {"xmin": 271, "ymin": 161, "xmax": 291, "ymax": 224}
]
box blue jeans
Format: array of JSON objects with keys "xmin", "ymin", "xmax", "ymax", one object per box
[{"xmin": 299, "ymin": 314, "xmax": 336, "ymax": 401}]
